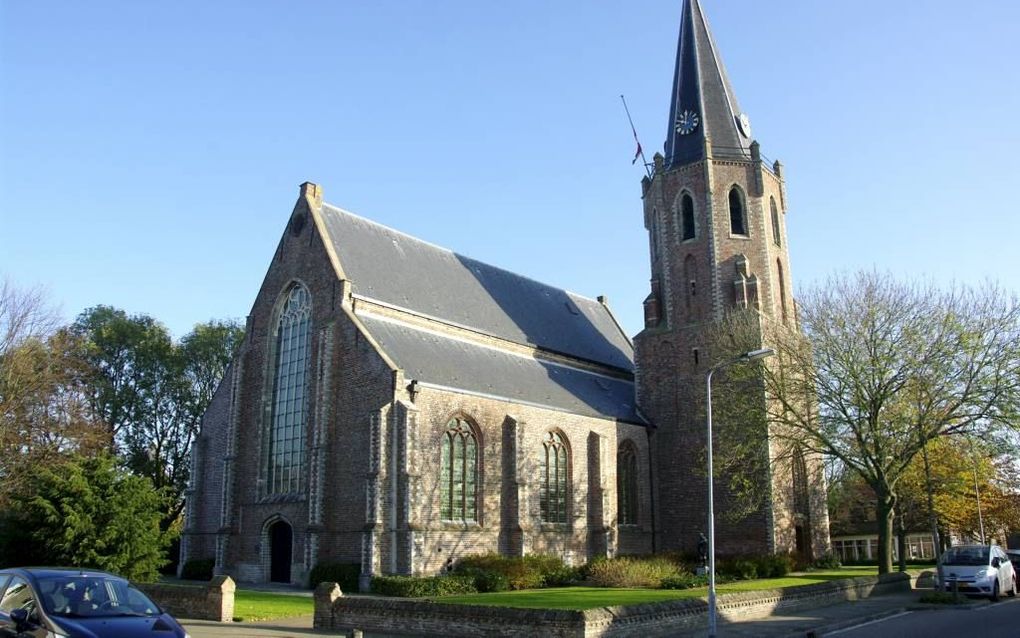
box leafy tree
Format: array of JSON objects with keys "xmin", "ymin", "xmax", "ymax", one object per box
[
  {"xmin": 4, "ymin": 454, "xmax": 171, "ymax": 581},
  {"xmin": 71, "ymin": 308, "xmax": 243, "ymax": 525},
  {"xmin": 713, "ymin": 272, "xmax": 1020, "ymax": 574},
  {"xmin": 0, "ymin": 279, "xmax": 103, "ymax": 505}
]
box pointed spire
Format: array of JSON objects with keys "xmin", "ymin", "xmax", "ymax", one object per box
[{"xmin": 664, "ymin": 0, "xmax": 754, "ymax": 168}]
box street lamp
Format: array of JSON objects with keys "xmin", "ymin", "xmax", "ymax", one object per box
[{"xmin": 705, "ymin": 347, "xmax": 775, "ymax": 638}]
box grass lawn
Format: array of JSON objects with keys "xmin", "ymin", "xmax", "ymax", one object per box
[
  {"xmin": 232, "ymin": 590, "xmax": 314, "ymax": 622},
  {"xmin": 433, "ymin": 565, "xmax": 921, "ymax": 610}
]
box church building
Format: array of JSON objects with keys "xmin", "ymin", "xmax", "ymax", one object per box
[{"xmin": 181, "ymin": 0, "xmax": 830, "ymax": 586}]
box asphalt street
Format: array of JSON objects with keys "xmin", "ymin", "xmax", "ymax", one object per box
[{"xmin": 828, "ymin": 596, "xmax": 1020, "ymax": 637}]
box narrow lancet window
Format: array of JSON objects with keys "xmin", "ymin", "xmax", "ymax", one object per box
[
  {"xmin": 729, "ymin": 187, "xmax": 747, "ymax": 235},
  {"xmin": 617, "ymin": 442, "xmax": 638, "ymax": 525},
  {"xmin": 777, "ymin": 259, "xmax": 789, "ymax": 325},
  {"xmin": 770, "ymin": 197, "xmax": 781, "ymax": 247},
  {"xmin": 681, "ymin": 193, "xmax": 696, "ymax": 240}
]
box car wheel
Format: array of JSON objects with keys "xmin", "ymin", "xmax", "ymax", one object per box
[
  {"xmin": 1009, "ymin": 576, "xmax": 1017, "ymax": 598},
  {"xmin": 991, "ymin": 580, "xmax": 1000, "ymax": 602}
]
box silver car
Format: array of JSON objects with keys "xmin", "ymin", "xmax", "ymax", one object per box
[{"xmin": 939, "ymin": 544, "xmax": 1017, "ymax": 601}]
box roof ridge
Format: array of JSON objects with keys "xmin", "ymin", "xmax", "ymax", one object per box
[{"xmin": 320, "ymin": 202, "xmax": 610, "ymax": 308}]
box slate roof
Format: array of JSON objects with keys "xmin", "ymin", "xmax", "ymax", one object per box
[
  {"xmin": 357, "ymin": 314, "xmax": 640, "ymax": 423},
  {"xmin": 316, "ymin": 203, "xmax": 641, "ymax": 424},
  {"xmin": 664, "ymin": 0, "xmax": 753, "ymax": 167}
]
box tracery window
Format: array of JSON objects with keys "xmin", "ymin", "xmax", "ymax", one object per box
[
  {"xmin": 681, "ymin": 193, "xmax": 696, "ymax": 241},
  {"xmin": 440, "ymin": 417, "xmax": 478, "ymax": 522},
  {"xmin": 268, "ymin": 284, "xmax": 312, "ymax": 495},
  {"xmin": 729, "ymin": 187, "xmax": 747, "ymax": 236},
  {"xmin": 540, "ymin": 432, "xmax": 569, "ymax": 524},
  {"xmin": 617, "ymin": 442, "xmax": 638, "ymax": 525}
]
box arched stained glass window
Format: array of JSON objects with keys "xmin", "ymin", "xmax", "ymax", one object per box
[
  {"xmin": 681, "ymin": 193, "xmax": 696, "ymax": 241},
  {"xmin": 617, "ymin": 442, "xmax": 638, "ymax": 525},
  {"xmin": 540, "ymin": 432, "xmax": 569, "ymax": 524},
  {"xmin": 440, "ymin": 417, "xmax": 478, "ymax": 522},
  {"xmin": 268, "ymin": 284, "xmax": 311, "ymax": 495},
  {"xmin": 770, "ymin": 197, "xmax": 782, "ymax": 247},
  {"xmin": 729, "ymin": 187, "xmax": 747, "ymax": 236}
]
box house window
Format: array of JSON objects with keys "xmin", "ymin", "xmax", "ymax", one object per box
[
  {"xmin": 729, "ymin": 187, "xmax": 747, "ymax": 236},
  {"xmin": 440, "ymin": 417, "xmax": 478, "ymax": 522},
  {"xmin": 681, "ymin": 193, "xmax": 696, "ymax": 241},
  {"xmin": 617, "ymin": 442, "xmax": 638, "ymax": 525},
  {"xmin": 268, "ymin": 284, "xmax": 312, "ymax": 495},
  {"xmin": 770, "ymin": 197, "xmax": 781, "ymax": 247},
  {"xmin": 540, "ymin": 432, "xmax": 569, "ymax": 524}
]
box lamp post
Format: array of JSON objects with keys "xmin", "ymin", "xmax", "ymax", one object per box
[{"xmin": 705, "ymin": 347, "xmax": 775, "ymax": 638}]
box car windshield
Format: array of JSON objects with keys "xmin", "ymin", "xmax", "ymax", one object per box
[
  {"xmin": 942, "ymin": 546, "xmax": 990, "ymax": 566},
  {"xmin": 36, "ymin": 575, "xmax": 161, "ymax": 618}
]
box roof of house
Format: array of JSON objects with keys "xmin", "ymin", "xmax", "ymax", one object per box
[{"xmin": 316, "ymin": 203, "xmax": 642, "ymax": 424}]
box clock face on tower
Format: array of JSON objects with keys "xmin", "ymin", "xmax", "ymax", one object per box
[{"xmin": 675, "ymin": 109, "xmax": 700, "ymax": 135}]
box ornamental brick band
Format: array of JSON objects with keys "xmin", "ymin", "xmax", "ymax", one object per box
[
  {"xmin": 314, "ymin": 573, "xmax": 910, "ymax": 637},
  {"xmin": 139, "ymin": 575, "xmax": 236, "ymax": 622}
]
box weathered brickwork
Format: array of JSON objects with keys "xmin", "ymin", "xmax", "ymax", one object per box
[
  {"xmin": 635, "ymin": 151, "xmax": 830, "ymax": 559},
  {"xmin": 183, "ymin": 184, "xmax": 654, "ymax": 585}
]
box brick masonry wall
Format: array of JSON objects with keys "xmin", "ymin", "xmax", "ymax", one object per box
[
  {"xmin": 635, "ymin": 155, "xmax": 825, "ymax": 558},
  {"xmin": 405, "ymin": 385, "xmax": 653, "ymax": 574},
  {"xmin": 138, "ymin": 576, "xmax": 235, "ymax": 622},
  {"xmin": 314, "ymin": 572, "xmax": 910, "ymax": 637}
]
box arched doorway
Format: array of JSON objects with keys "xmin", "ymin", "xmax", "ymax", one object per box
[{"xmin": 268, "ymin": 520, "xmax": 292, "ymax": 583}]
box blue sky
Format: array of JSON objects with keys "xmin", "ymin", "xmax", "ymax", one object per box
[{"xmin": 3, "ymin": 0, "xmax": 1018, "ymax": 339}]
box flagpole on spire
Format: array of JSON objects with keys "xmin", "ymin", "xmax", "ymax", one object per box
[{"xmin": 620, "ymin": 94, "xmax": 651, "ymax": 178}]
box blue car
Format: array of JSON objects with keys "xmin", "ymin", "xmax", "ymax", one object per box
[{"xmin": 0, "ymin": 567, "xmax": 189, "ymax": 638}]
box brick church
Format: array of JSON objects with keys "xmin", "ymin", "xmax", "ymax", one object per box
[{"xmin": 181, "ymin": 0, "xmax": 830, "ymax": 586}]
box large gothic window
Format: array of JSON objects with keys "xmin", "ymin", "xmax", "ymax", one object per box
[
  {"xmin": 770, "ymin": 197, "xmax": 782, "ymax": 247},
  {"xmin": 440, "ymin": 417, "xmax": 478, "ymax": 522},
  {"xmin": 540, "ymin": 432, "xmax": 569, "ymax": 524},
  {"xmin": 729, "ymin": 187, "xmax": 747, "ymax": 236},
  {"xmin": 268, "ymin": 284, "xmax": 312, "ymax": 495},
  {"xmin": 617, "ymin": 442, "xmax": 638, "ymax": 525},
  {"xmin": 681, "ymin": 193, "xmax": 696, "ymax": 241}
]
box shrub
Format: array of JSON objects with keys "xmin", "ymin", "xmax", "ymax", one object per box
[
  {"xmin": 661, "ymin": 572, "xmax": 708, "ymax": 590},
  {"xmin": 180, "ymin": 558, "xmax": 215, "ymax": 581},
  {"xmin": 370, "ymin": 574, "xmax": 477, "ymax": 597},
  {"xmin": 587, "ymin": 556, "xmax": 681, "ymax": 588},
  {"xmin": 542, "ymin": 565, "xmax": 583, "ymax": 587},
  {"xmin": 309, "ymin": 562, "xmax": 361, "ymax": 591},
  {"xmin": 755, "ymin": 553, "xmax": 795, "ymax": 578},
  {"xmin": 453, "ymin": 553, "xmax": 566, "ymax": 591},
  {"xmin": 812, "ymin": 553, "xmax": 842, "ymax": 570},
  {"xmin": 719, "ymin": 557, "xmax": 757, "ymax": 581}
]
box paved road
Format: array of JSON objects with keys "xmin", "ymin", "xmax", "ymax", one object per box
[{"xmin": 828, "ymin": 596, "xmax": 1020, "ymax": 637}]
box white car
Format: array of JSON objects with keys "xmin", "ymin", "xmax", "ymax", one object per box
[{"xmin": 940, "ymin": 544, "xmax": 1017, "ymax": 601}]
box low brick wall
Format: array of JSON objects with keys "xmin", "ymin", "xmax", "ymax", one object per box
[
  {"xmin": 314, "ymin": 572, "xmax": 911, "ymax": 637},
  {"xmin": 139, "ymin": 575, "xmax": 236, "ymax": 622}
]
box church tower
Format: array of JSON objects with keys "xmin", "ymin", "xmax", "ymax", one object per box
[{"xmin": 634, "ymin": 0, "xmax": 828, "ymax": 558}]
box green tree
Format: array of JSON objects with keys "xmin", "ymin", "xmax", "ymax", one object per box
[
  {"xmin": 713, "ymin": 272, "xmax": 1020, "ymax": 574},
  {"xmin": 72, "ymin": 308, "xmax": 243, "ymax": 524},
  {"xmin": 5, "ymin": 454, "xmax": 171, "ymax": 581},
  {"xmin": 0, "ymin": 279, "xmax": 103, "ymax": 505}
]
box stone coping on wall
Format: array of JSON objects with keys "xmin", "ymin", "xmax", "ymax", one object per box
[{"xmin": 314, "ymin": 572, "xmax": 912, "ymax": 637}]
